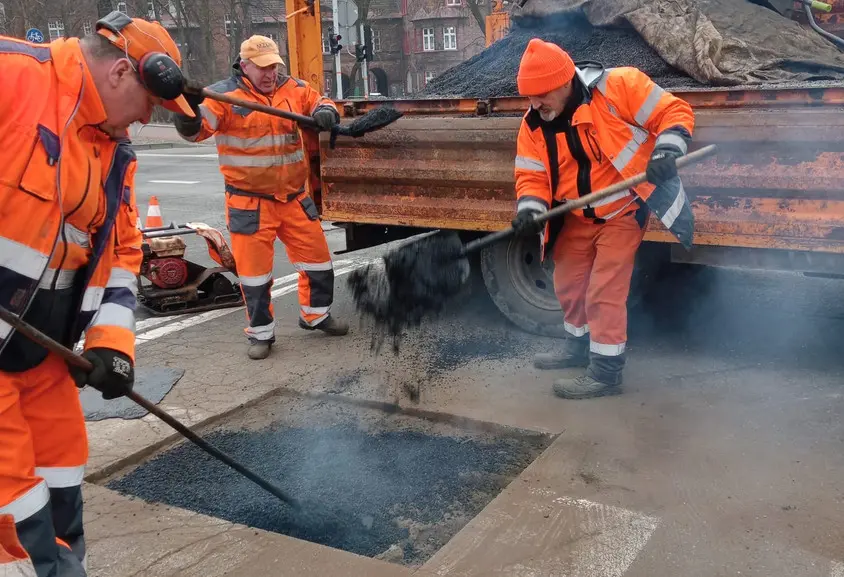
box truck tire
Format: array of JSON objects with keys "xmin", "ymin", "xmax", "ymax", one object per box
[
  {"xmin": 480, "ymin": 235, "xmax": 568, "ymax": 338},
  {"xmin": 480, "ymin": 236, "xmax": 666, "ymax": 338}
]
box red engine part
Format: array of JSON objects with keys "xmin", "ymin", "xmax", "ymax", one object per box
[{"xmin": 147, "ymin": 257, "xmax": 189, "ymax": 289}]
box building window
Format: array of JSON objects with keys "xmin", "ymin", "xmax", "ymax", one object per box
[
  {"xmin": 322, "ymin": 33, "xmax": 329, "ymax": 54},
  {"xmin": 371, "ymin": 28, "xmax": 381, "ymax": 52},
  {"xmin": 324, "ymin": 74, "xmax": 333, "ymax": 95},
  {"xmin": 117, "ymin": 1, "xmax": 127, "ymax": 12},
  {"xmin": 48, "ymin": 20, "xmax": 65, "ymax": 40},
  {"xmin": 266, "ymin": 32, "xmax": 279, "ymax": 43},
  {"xmin": 425, "ymin": 71, "xmax": 436, "ymax": 84},
  {"xmin": 147, "ymin": 1, "xmax": 156, "ymax": 18},
  {"xmin": 422, "ymin": 27, "xmax": 434, "ymax": 51},
  {"xmin": 224, "ymin": 13, "xmax": 233, "ymax": 37},
  {"xmin": 0, "ymin": 3, "xmax": 6, "ymax": 34},
  {"xmin": 443, "ymin": 26, "xmax": 456, "ymax": 50},
  {"xmin": 446, "ymin": 0, "xmax": 461, "ymax": 5},
  {"xmin": 83, "ymin": 21, "xmax": 93, "ymax": 35}
]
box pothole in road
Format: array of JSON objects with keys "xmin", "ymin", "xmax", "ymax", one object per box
[{"xmin": 103, "ymin": 393, "xmax": 553, "ymax": 567}]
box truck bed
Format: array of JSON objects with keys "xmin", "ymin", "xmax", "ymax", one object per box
[{"xmin": 321, "ymin": 85, "xmax": 844, "ymax": 259}]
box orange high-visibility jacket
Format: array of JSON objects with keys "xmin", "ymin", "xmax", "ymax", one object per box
[
  {"xmin": 0, "ymin": 36, "xmax": 143, "ymax": 371},
  {"xmin": 179, "ymin": 63, "xmax": 339, "ymax": 202},
  {"xmin": 515, "ymin": 63, "xmax": 696, "ymax": 250}
]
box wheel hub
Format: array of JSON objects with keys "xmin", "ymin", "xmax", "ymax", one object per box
[{"xmin": 505, "ymin": 236, "xmax": 561, "ymax": 312}]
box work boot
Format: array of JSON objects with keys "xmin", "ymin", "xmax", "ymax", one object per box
[
  {"xmin": 534, "ymin": 334, "xmax": 589, "ymax": 370},
  {"xmin": 553, "ymin": 350, "xmax": 625, "ymax": 399},
  {"xmin": 247, "ymin": 341, "xmax": 272, "ymax": 360},
  {"xmin": 298, "ymin": 314, "xmax": 349, "ymax": 336},
  {"xmin": 552, "ymin": 374, "xmax": 621, "ymax": 399}
]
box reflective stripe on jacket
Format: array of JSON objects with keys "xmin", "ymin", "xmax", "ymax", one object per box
[
  {"xmin": 514, "ymin": 63, "xmax": 696, "ymax": 248},
  {"xmin": 180, "ymin": 63, "xmax": 338, "ymax": 201},
  {"xmin": 0, "ymin": 36, "xmax": 142, "ymax": 370}
]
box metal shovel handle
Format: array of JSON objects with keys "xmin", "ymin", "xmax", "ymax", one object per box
[
  {"xmin": 0, "ymin": 306, "xmax": 299, "ymax": 509},
  {"xmin": 461, "ymin": 144, "xmax": 717, "ymax": 256}
]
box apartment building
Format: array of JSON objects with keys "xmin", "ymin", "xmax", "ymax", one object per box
[{"xmin": 0, "ymin": 0, "xmax": 489, "ymax": 98}]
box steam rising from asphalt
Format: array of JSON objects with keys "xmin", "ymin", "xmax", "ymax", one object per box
[{"xmin": 106, "ymin": 415, "xmax": 548, "ymax": 564}]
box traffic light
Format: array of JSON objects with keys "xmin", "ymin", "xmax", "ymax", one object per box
[
  {"xmin": 362, "ymin": 24, "xmax": 373, "ymax": 62},
  {"xmin": 354, "ymin": 43, "xmax": 365, "ymax": 62},
  {"xmin": 329, "ymin": 33, "xmax": 342, "ymax": 55}
]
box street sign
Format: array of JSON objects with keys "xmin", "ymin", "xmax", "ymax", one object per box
[
  {"xmin": 25, "ymin": 28, "xmax": 45, "ymax": 43},
  {"xmin": 336, "ymin": 0, "xmax": 359, "ymax": 44}
]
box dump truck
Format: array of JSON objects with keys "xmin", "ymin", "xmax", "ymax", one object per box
[{"xmin": 288, "ymin": 0, "xmax": 844, "ymax": 337}]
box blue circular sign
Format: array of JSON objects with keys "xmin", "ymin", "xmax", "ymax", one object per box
[{"xmin": 25, "ymin": 28, "xmax": 45, "ymax": 43}]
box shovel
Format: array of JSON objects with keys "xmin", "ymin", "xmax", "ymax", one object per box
[
  {"xmin": 0, "ymin": 305, "xmax": 299, "ymax": 509},
  {"xmin": 349, "ymin": 144, "xmax": 717, "ymax": 350},
  {"xmin": 182, "ymin": 80, "xmax": 402, "ymax": 148}
]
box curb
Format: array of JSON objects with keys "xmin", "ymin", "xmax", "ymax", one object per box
[{"xmin": 131, "ymin": 142, "xmax": 211, "ymax": 150}]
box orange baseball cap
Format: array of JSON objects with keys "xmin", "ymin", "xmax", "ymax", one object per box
[
  {"xmin": 240, "ymin": 35, "xmax": 285, "ymax": 67},
  {"xmin": 96, "ymin": 14, "xmax": 195, "ymax": 117}
]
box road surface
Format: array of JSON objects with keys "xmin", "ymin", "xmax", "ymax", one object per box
[
  {"xmin": 79, "ymin": 138, "xmax": 844, "ymax": 576},
  {"xmin": 85, "ymin": 257, "xmax": 844, "ymax": 576},
  {"xmin": 133, "ymin": 146, "xmax": 347, "ymax": 320}
]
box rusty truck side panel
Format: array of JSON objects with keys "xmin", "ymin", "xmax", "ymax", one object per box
[{"xmin": 321, "ymin": 87, "xmax": 844, "ymax": 254}]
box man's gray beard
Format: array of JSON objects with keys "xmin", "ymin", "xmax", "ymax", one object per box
[{"xmin": 539, "ymin": 109, "xmax": 558, "ymax": 122}]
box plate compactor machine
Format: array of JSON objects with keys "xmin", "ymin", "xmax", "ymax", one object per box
[{"xmin": 138, "ymin": 222, "xmax": 244, "ymax": 315}]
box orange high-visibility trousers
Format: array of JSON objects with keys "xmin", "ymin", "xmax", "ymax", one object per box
[
  {"xmin": 226, "ymin": 191, "xmax": 334, "ymax": 343},
  {"xmin": 0, "ymin": 354, "xmax": 88, "ymax": 577},
  {"xmin": 552, "ymin": 212, "xmax": 645, "ymax": 359}
]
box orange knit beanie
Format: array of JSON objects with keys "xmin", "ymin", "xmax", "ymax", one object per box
[{"xmin": 517, "ymin": 38, "xmax": 576, "ymax": 96}]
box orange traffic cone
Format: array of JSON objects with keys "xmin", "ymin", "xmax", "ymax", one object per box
[{"xmin": 145, "ymin": 196, "xmax": 164, "ymax": 228}]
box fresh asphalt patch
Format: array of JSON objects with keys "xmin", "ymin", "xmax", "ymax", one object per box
[{"xmin": 104, "ymin": 394, "xmax": 552, "ymax": 566}]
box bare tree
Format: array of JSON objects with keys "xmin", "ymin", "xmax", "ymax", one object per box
[{"xmin": 465, "ymin": 0, "xmax": 484, "ymax": 33}]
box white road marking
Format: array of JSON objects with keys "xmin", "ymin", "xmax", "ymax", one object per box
[
  {"xmin": 134, "ymin": 261, "xmax": 368, "ymax": 344},
  {"xmin": 830, "ymin": 561, "xmax": 844, "ymax": 577},
  {"xmin": 132, "ymin": 260, "xmax": 351, "ymax": 332},
  {"xmin": 149, "ymin": 180, "xmax": 201, "ymax": 184},
  {"xmin": 551, "ymin": 496, "xmax": 660, "ymax": 577},
  {"xmin": 136, "ymin": 153, "xmax": 218, "ymax": 158},
  {"xmin": 135, "ymin": 315, "xmax": 180, "ymax": 332},
  {"xmin": 429, "ymin": 493, "xmax": 660, "ymax": 577},
  {"xmin": 72, "ymin": 260, "xmax": 365, "ymax": 351}
]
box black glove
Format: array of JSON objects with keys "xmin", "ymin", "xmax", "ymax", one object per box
[
  {"xmin": 71, "ymin": 348, "xmax": 134, "ymax": 400},
  {"xmin": 183, "ymin": 90, "xmax": 205, "ymax": 114},
  {"xmin": 313, "ymin": 108, "xmax": 339, "ymax": 131},
  {"xmin": 511, "ymin": 210, "xmax": 543, "ymax": 237},
  {"xmin": 174, "ymin": 90, "xmax": 205, "ymax": 138},
  {"xmin": 646, "ymin": 142, "xmax": 684, "ymax": 187}
]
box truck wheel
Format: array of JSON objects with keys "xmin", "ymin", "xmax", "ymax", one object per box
[
  {"xmin": 480, "ymin": 235, "xmax": 568, "ymax": 338},
  {"xmin": 480, "ymin": 237, "xmax": 665, "ymax": 338}
]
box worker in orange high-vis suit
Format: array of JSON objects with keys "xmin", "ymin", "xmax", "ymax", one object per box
[
  {"xmin": 512, "ymin": 38, "xmax": 695, "ymax": 400},
  {"xmin": 0, "ymin": 13, "xmax": 194, "ymax": 577},
  {"xmin": 174, "ymin": 35, "xmax": 348, "ymax": 361}
]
